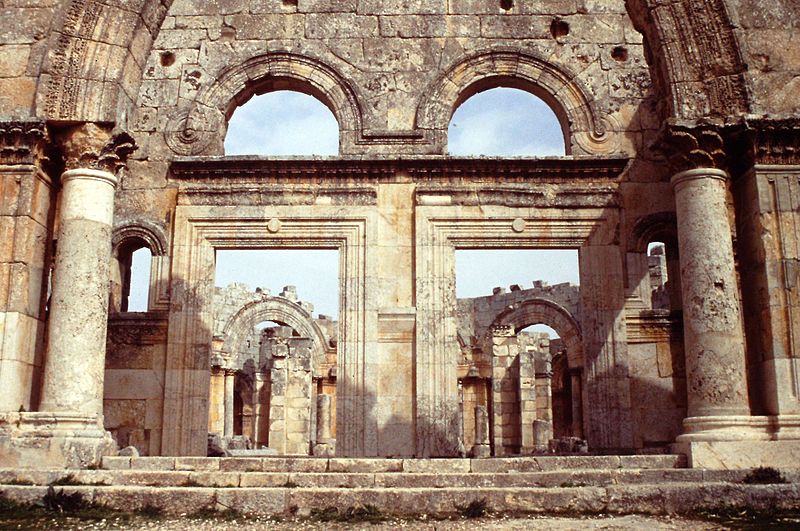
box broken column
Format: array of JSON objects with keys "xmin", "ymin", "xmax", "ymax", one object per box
[
  {"xmin": 471, "ymin": 404, "xmax": 490, "ymax": 458},
  {"xmin": 313, "ymin": 393, "xmax": 335, "ymax": 456}
]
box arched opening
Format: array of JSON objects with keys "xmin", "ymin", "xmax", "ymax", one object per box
[
  {"xmin": 448, "ymin": 86, "xmax": 567, "ymax": 156},
  {"xmin": 224, "ymin": 90, "xmax": 339, "ymax": 156},
  {"xmin": 209, "ymin": 257, "xmax": 338, "ymax": 456},
  {"xmin": 111, "ymin": 239, "xmax": 153, "ymax": 312},
  {"xmin": 518, "ymin": 323, "xmax": 572, "ymax": 444}
]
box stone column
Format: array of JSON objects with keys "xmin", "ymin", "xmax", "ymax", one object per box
[
  {"xmin": 570, "ymin": 370, "xmax": 584, "ymax": 439},
  {"xmin": 223, "ymin": 369, "xmax": 235, "ymax": 438},
  {"xmin": 313, "ymin": 393, "xmax": 335, "ymax": 457},
  {"xmin": 207, "ymin": 367, "xmax": 225, "ymax": 434},
  {"xmin": 472, "ymin": 404, "xmax": 490, "ymax": 458},
  {"xmin": 671, "ymin": 167, "xmax": 749, "ymax": 421},
  {"xmin": 39, "ymin": 168, "xmax": 119, "ymax": 415}
]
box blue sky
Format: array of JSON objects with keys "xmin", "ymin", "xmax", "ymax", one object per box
[{"xmin": 128, "ymin": 88, "xmax": 579, "ymax": 329}]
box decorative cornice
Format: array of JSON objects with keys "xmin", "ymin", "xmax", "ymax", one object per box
[
  {"xmin": 0, "ymin": 120, "xmax": 47, "ymax": 166},
  {"xmin": 732, "ymin": 118, "xmax": 800, "ymax": 168},
  {"xmin": 170, "ymin": 156, "xmax": 629, "ymax": 184}
]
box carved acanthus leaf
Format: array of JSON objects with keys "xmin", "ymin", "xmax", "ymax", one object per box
[
  {"xmin": 661, "ymin": 123, "xmax": 728, "ymax": 173},
  {"xmin": 0, "ymin": 120, "xmax": 47, "ymax": 166}
]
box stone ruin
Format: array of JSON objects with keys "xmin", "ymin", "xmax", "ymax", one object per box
[{"xmin": 1, "ymin": 0, "xmax": 800, "ymax": 471}]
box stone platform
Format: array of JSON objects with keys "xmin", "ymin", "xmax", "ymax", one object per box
[{"xmin": 1, "ymin": 456, "xmax": 799, "ymax": 518}]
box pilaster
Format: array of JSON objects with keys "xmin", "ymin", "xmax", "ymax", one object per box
[{"xmin": 0, "ymin": 120, "xmax": 51, "ymax": 413}]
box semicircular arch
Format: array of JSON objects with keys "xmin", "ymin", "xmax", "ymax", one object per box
[
  {"xmin": 417, "ymin": 48, "xmax": 617, "ymax": 156},
  {"xmin": 491, "ymin": 298, "xmax": 583, "ymax": 369},
  {"xmin": 165, "ymin": 51, "xmax": 363, "ymax": 156},
  {"xmin": 221, "ymin": 297, "xmax": 330, "ymax": 377}
]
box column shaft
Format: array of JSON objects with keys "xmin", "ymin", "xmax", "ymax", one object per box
[
  {"xmin": 39, "ymin": 169, "xmax": 118, "ymax": 416},
  {"xmin": 672, "ymin": 168, "xmax": 749, "ymax": 418},
  {"xmin": 223, "ymin": 370, "xmax": 235, "ymax": 438}
]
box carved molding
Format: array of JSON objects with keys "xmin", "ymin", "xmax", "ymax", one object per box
[
  {"xmin": 170, "ymin": 156, "xmax": 629, "ymax": 184},
  {"xmin": 417, "ymin": 47, "xmax": 617, "ymax": 155},
  {"xmin": 0, "ymin": 120, "xmax": 47, "ymax": 166},
  {"xmin": 733, "ymin": 118, "xmax": 800, "ymax": 168},
  {"xmin": 626, "ymin": 0, "xmax": 749, "ymax": 121}
]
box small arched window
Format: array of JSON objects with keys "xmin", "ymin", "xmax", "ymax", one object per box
[
  {"xmin": 224, "ymin": 90, "xmax": 339, "ymax": 156},
  {"xmin": 448, "ymin": 87, "xmax": 566, "ymax": 156},
  {"xmin": 112, "ymin": 239, "xmax": 153, "ymax": 313}
]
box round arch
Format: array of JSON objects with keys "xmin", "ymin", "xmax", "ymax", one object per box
[
  {"xmin": 416, "ymin": 48, "xmax": 617, "ymax": 156},
  {"xmin": 220, "ymin": 297, "xmax": 330, "ymax": 377},
  {"xmin": 165, "ymin": 52, "xmax": 363, "ymax": 156},
  {"xmin": 491, "ymin": 298, "xmax": 583, "ymax": 369},
  {"xmin": 629, "ymin": 212, "xmax": 679, "ymax": 254}
]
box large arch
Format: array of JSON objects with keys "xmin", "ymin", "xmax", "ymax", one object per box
[
  {"xmin": 625, "ymin": 0, "xmax": 749, "ymax": 120},
  {"xmin": 220, "ymin": 296, "xmax": 330, "ymax": 377},
  {"xmin": 490, "ymin": 298, "xmax": 583, "ymax": 370}
]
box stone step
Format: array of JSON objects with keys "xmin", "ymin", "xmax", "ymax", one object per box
[
  {"xmin": 100, "ymin": 454, "xmax": 688, "ymax": 473},
  {"xmin": 1, "ymin": 483, "xmax": 799, "ymax": 518},
  {"xmin": 1, "ymin": 467, "xmax": 797, "ymax": 490}
]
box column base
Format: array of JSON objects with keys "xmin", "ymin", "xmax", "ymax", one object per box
[
  {"xmin": 0, "ymin": 412, "xmax": 117, "ymax": 469},
  {"xmin": 313, "ymin": 438, "xmax": 336, "ymax": 457},
  {"xmin": 673, "ymin": 415, "xmax": 800, "ymax": 468}
]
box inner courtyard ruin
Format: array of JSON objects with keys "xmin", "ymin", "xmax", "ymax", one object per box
[{"xmin": 1, "ymin": 0, "xmax": 800, "ymax": 474}]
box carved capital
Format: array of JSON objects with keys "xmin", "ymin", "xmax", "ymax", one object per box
[
  {"xmin": 56, "ymin": 123, "xmax": 137, "ymax": 174},
  {"xmin": 0, "ymin": 120, "xmax": 48, "ymax": 166},
  {"xmin": 660, "ymin": 122, "xmax": 728, "ymax": 174}
]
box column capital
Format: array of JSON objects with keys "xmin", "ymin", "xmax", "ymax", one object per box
[
  {"xmin": 660, "ymin": 122, "xmax": 729, "ymax": 174},
  {"xmin": 55, "ymin": 123, "xmax": 136, "ymax": 175},
  {"xmin": 0, "ymin": 120, "xmax": 48, "ymax": 166}
]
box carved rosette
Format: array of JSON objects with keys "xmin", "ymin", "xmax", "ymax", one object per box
[
  {"xmin": 0, "ymin": 120, "xmax": 48, "ymax": 166},
  {"xmin": 56, "ymin": 123, "xmax": 137, "ymax": 175}
]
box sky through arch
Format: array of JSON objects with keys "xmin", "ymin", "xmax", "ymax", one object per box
[
  {"xmin": 448, "ymin": 87, "xmax": 565, "ymax": 157},
  {"xmin": 224, "ymin": 90, "xmax": 339, "ymax": 156}
]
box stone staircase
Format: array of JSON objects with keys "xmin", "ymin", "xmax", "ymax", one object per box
[{"xmin": 1, "ymin": 455, "xmax": 799, "ymax": 518}]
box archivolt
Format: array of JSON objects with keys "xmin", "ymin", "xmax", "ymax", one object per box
[
  {"xmin": 490, "ymin": 298, "xmax": 583, "ymax": 369},
  {"xmin": 220, "ymin": 296, "xmax": 330, "ymax": 377},
  {"xmin": 165, "ymin": 52, "xmax": 363, "ymax": 156},
  {"xmin": 625, "ymin": 0, "xmax": 749, "ymax": 120},
  {"xmin": 416, "ymin": 47, "xmax": 616, "ymax": 155}
]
